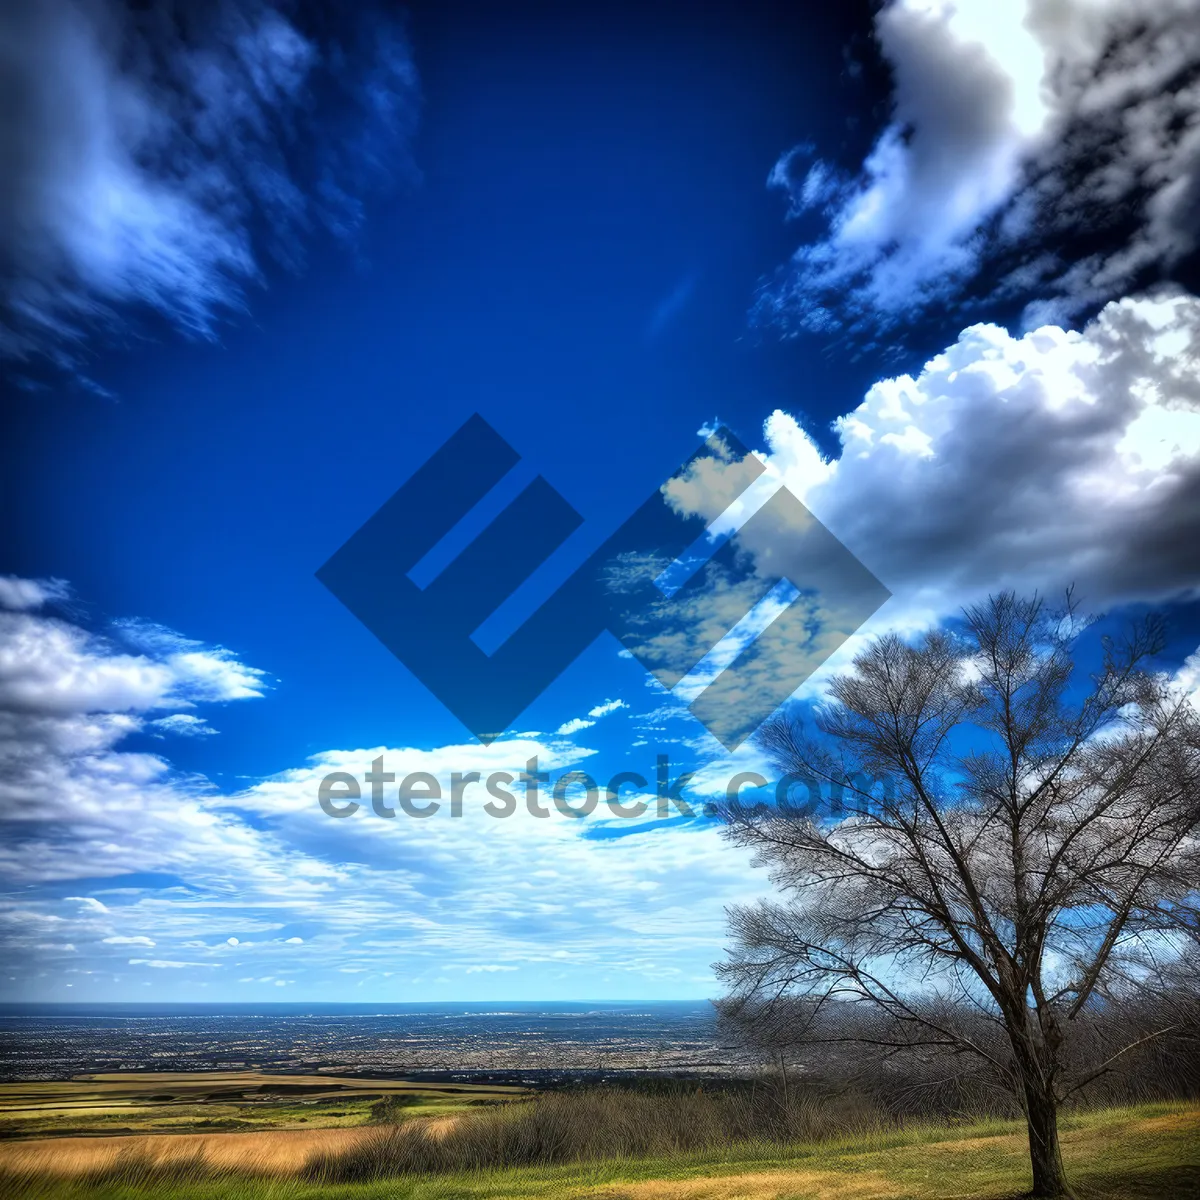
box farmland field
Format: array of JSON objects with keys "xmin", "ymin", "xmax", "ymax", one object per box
[{"xmin": 0, "ymin": 1070, "xmax": 524, "ymax": 1140}]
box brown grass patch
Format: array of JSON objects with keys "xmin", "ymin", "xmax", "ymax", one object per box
[
  {"xmin": 424, "ymin": 1114, "xmax": 462, "ymax": 1140},
  {"xmin": 1119, "ymin": 1111, "xmax": 1199, "ymax": 1136},
  {"xmin": 590, "ymin": 1169, "xmax": 897, "ymax": 1200},
  {"xmin": 0, "ymin": 1125, "xmax": 378, "ymax": 1176}
]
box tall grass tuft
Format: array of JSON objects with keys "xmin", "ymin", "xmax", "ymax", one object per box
[{"xmin": 303, "ymin": 1084, "xmax": 890, "ymax": 1182}]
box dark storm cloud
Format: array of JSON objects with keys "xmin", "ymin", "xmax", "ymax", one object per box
[{"xmin": 758, "ymin": 0, "xmax": 1200, "ymax": 335}]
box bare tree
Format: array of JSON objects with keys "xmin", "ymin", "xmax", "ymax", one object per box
[{"xmin": 716, "ymin": 593, "xmax": 1200, "ymax": 1198}]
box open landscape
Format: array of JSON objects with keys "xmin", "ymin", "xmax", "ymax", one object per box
[
  {"xmin": 5, "ymin": 1, "xmax": 1200, "ymax": 1197},
  {"xmin": 0, "ymin": 1082, "xmax": 1195, "ymax": 1200}
]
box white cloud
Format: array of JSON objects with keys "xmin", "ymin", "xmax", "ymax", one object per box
[
  {"xmin": 1177, "ymin": 648, "xmax": 1200, "ymax": 710},
  {"xmin": 148, "ymin": 713, "xmax": 217, "ymax": 737},
  {"xmin": 230, "ymin": 737, "xmax": 762, "ymax": 986},
  {"xmin": 761, "ymin": 0, "xmax": 1200, "ymax": 331},
  {"xmin": 555, "ymin": 717, "xmax": 595, "ymax": 735},
  {"xmin": 464, "ymin": 964, "xmax": 518, "ymax": 973},
  {"xmin": 0, "ymin": 605, "xmax": 266, "ymax": 715},
  {"xmin": 128, "ymin": 959, "xmax": 215, "ymax": 969},
  {"xmin": 0, "ymin": 613, "xmax": 176, "ymax": 714},
  {"xmin": 165, "ymin": 651, "xmax": 268, "ymax": 704},
  {"xmin": 0, "ymin": 0, "xmax": 419, "ymax": 368},
  {"xmin": 671, "ymin": 291, "xmax": 1200, "ymax": 690},
  {"xmin": 0, "ymin": 576, "xmax": 68, "ymax": 611},
  {"xmin": 0, "ymin": 594, "xmax": 312, "ymax": 951},
  {"xmin": 115, "ymin": 620, "xmax": 269, "ymax": 702},
  {"xmin": 552, "ymin": 702, "xmax": 635, "ymax": 739},
  {"xmin": 0, "ymin": 584, "xmax": 768, "ymax": 996}
]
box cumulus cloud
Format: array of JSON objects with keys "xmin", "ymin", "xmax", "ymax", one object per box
[
  {"xmin": 0, "ymin": 607, "xmax": 267, "ymax": 715},
  {"xmin": 0, "ymin": 0, "xmax": 419, "ymax": 368},
  {"xmin": 0, "ymin": 580, "xmax": 766, "ymax": 997},
  {"xmin": 0, "ymin": 587, "xmax": 290, "ymax": 915},
  {"xmin": 673, "ymin": 291, "xmax": 1200, "ymax": 676},
  {"xmin": 760, "ymin": 0, "xmax": 1200, "ymax": 333},
  {"xmin": 587, "ymin": 699, "xmax": 628, "ymax": 719},
  {"xmin": 1178, "ymin": 648, "xmax": 1200, "ymax": 710}
]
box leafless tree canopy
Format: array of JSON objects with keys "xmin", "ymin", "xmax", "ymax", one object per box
[{"xmin": 716, "ymin": 593, "xmax": 1200, "ymax": 1198}]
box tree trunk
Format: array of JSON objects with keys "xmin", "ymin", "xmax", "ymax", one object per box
[{"xmin": 1023, "ymin": 1078, "xmax": 1072, "ymax": 1198}]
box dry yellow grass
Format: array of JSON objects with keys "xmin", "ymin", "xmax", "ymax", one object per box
[
  {"xmin": 586, "ymin": 1168, "xmax": 899, "ymax": 1200},
  {"xmin": 422, "ymin": 1114, "xmax": 462, "ymax": 1140},
  {"xmin": 0, "ymin": 1099, "xmax": 477, "ymax": 1178},
  {"xmin": 0, "ymin": 1125, "xmax": 380, "ymax": 1176},
  {"xmin": 0, "ymin": 1070, "xmax": 524, "ymax": 1105}
]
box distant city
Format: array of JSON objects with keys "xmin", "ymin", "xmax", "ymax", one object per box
[{"xmin": 0, "ymin": 1003, "xmax": 740, "ymax": 1084}]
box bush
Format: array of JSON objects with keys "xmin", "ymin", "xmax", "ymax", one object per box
[{"xmin": 368, "ymin": 1093, "xmax": 427, "ymax": 1122}]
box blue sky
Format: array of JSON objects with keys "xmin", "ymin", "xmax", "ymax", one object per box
[{"xmin": 2, "ymin": 0, "xmax": 1200, "ymax": 1003}]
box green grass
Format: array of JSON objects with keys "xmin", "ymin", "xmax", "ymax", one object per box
[
  {"xmin": 4, "ymin": 1102, "xmax": 1196, "ymax": 1200},
  {"xmin": 0, "ymin": 1072, "xmax": 525, "ymax": 1139}
]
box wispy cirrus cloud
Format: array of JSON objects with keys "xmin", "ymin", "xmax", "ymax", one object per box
[
  {"xmin": 0, "ymin": 576, "xmax": 70, "ymax": 611},
  {"xmin": 0, "ymin": 0, "xmax": 419, "ymax": 371}
]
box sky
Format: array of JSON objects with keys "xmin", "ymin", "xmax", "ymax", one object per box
[{"xmin": 1, "ymin": 0, "xmax": 1199, "ymax": 1004}]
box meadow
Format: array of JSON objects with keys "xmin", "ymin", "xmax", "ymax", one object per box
[{"xmin": 0, "ymin": 1075, "xmax": 1195, "ymax": 1200}]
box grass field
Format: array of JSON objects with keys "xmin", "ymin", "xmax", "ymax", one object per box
[
  {"xmin": 0, "ymin": 1099, "xmax": 1195, "ymax": 1199},
  {"xmin": 0, "ymin": 1071, "xmax": 526, "ymax": 1139}
]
